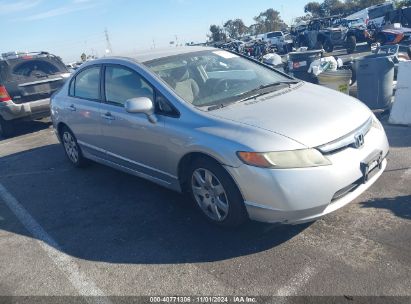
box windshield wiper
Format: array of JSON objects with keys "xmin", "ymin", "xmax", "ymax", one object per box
[
  {"xmin": 204, "ymin": 81, "xmax": 299, "ymax": 111},
  {"xmin": 207, "ymin": 103, "xmax": 226, "ymax": 111},
  {"xmin": 247, "ymin": 80, "xmax": 299, "ymax": 95},
  {"xmin": 235, "ymin": 80, "xmax": 300, "ymax": 102}
]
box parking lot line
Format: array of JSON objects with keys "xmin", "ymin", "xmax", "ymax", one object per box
[
  {"xmin": 0, "ymin": 182, "xmax": 112, "ymax": 304},
  {"xmin": 0, "ymin": 169, "xmax": 71, "ymax": 178},
  {"xmin": 275, "ymin": 265, "xmax": 317, "ymax": 296}
]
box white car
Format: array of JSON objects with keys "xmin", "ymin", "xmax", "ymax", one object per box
[{"xmin": 262, "ymin": 31, "xmax": 285, "ymax": 47}]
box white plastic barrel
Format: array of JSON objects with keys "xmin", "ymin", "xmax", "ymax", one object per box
[{"xmin": 317, "ymin": 69, "xmax": 352, "ymax": 95}]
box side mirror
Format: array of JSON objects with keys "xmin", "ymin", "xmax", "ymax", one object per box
[{"xmin": 125, "ymin": 97, "xmax": 157, "ymax": 123}]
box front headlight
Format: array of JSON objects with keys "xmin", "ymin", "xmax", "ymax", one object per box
[
  {"xmin": 372, "ymin": 114, "xmax": 383, "ymax": 131},
  {"xmin": 237, "ymin": 149, "xmax": 331, "ymax": 169}
]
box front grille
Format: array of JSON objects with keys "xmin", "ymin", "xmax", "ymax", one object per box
[
  {"xmin": 331, "ymin": 179, "xmax": 361, "ymax": 202},
  {"xmin": 318, "ymin": 117, "xmax": 373, "ymax": 155},
  {"xmin": 331, "ymin": 162, "xmax": 383, "ymax": 202}
]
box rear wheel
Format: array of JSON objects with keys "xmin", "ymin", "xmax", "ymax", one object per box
[
  {"xmin": 188, "ymin": 158, "xmax": 248, "ymax": 227},
  {"xmin": 0, "ymin": 116, "xmax": 13, "ymax": 138},
  {"xmin": 315, "ymin": 40, "xmax": 324, "ymax": 50},
  {"xmin": 346, "ymin": 35, "xmax": 357, "ymax": 54},
  {"xmin": 60, "ymin": 126, "xmax": 88, "ymax": 168}
]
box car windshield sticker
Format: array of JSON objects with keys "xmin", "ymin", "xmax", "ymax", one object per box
[{"xmin": 212, "ymin": 51, "xmax": 239, "ymax": 59}]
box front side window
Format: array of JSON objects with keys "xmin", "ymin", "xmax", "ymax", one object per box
[
  {"xmin": 105, "ymin": 66, "xmax": 154, "ymax": 106},
  {"xmin": 73, "ymin": 66, "xmax": 101, "ymax": 100},
  {"xmin": 144, "ymin": 50, "xmax": 291, "ymax": 107}
]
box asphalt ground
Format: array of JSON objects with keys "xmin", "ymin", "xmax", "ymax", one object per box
[{"xmin": 0, "ymin": 113, "xmax": 410, "ymax": 302}]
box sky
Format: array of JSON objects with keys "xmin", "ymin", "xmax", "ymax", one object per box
[{"xmin": 1, "ymin": 0, "xmax": 312, "ymax": 63}]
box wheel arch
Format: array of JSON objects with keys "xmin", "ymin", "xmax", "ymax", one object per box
[
  {"xmin": 178, "ymin": 152, "xmax": 222, "ymax": 191},
  {"xmin": 56, "ymin": 122, "xmax": 70, "ymax": 140},
  {"xmin": 177, "ymin": 151, "xmax": 244, "ymax": 198}
]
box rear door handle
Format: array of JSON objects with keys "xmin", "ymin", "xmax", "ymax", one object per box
[
  {"xmin": 66, "ymin": 104, "xmax": 76, "ymax": 112},
  {"xmin": 101, "ymin": 112, "xmax": 115, "ymax": 121}
]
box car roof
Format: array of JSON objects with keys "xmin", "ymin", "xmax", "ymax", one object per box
[{"xmin": 117, "ymin": 46, "xmax": 217, "ymax": 63}]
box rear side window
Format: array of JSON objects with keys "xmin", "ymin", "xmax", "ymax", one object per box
[{"xmin": 71, "ymin": 66, "xmax": 101, "ymax": 100}]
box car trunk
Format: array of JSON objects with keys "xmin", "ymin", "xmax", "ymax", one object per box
[{"xmin": 2, "ymin": 56, "xmax": 69, "ymax": 104}]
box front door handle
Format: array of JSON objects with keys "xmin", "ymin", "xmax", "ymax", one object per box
[
  {"xmin": 66, "ymin": 104, "xmax": 76, "ymax": 112},
  {"xmin": 101, "ymin": 112, "xmax": 115, "ymax": 121}
]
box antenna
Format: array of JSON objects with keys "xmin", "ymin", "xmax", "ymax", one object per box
[{"xmin": 104, "ymin": 28, "xmax": 113, "ymax": 55}]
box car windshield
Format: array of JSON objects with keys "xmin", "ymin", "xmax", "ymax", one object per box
[
  {"xmin": 267, "ymin": 32, "xmax": 282, "ymax": 38},
  {"xmin": 144, "ymin": 50, "xmax": 292, "ymax": 108}
]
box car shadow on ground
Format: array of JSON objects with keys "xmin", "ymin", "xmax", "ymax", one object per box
[
  {"xmin": 360, "ymin": 195, "xmax": 411, "ymax": 221},
  {"xmin": 0, "ymin": 119, "xmax": 52, "ymax": 141},
  {"xmin": 0, "ymin": 143, "xmax": 311, "ymax": 265},
  {"xmin": 383, "ymin": 124, "xmax": 411, "ymax": 148}
]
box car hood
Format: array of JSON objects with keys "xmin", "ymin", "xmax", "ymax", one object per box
[
  {"xmin": 208, "ymin": 82, "xmax": 371, "ymax": 148},
  {"xmin": 383, "ymin": 27, "xmax": 411, "ymax": 34}
]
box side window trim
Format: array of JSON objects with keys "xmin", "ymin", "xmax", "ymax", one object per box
[
  {"xmin": 102, "ymin": 63, "xmax": 155, "ymax": 108},
  {"xmin": 102, "ymin": 63, "xmax": 180, "ymax": 118},
  {"xmin": 68, "ymin": 64, "xmax": 102, "ymax": 102},
  {"xmin": 154, "ymin": 90, "xmax": 180, "ymax": 118}
]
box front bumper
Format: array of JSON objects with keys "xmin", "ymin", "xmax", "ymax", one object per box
[
  {"xmin": 225, "ymin": 127, "xmax": 389, "ymax": 224},
  {"xmin": 0, "ymin": 98, "xmax": 50, "ymax": 121}
]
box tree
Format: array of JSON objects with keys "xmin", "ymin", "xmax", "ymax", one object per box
[
  {"xmin": 80, "ymin": 53, "xmax": 86, "ymax": 62},
  {"xmin": 209, "ymin": 25, "xmax": 226, "ymax": 42},
  {"xmin": 305, "ymin": 2, "xmax": 322, "ymax": 17},
  {"xmin": 320, "ymin": 0, "xmax": 345, "ymax": 16},
  {"xmin": 304, "ymin": 0, "xmax": 387, "ymax": 17},
  {"xmin": 253, "ymin": 8, "xmax": 287, "ymax": 34},
  {"xmin": 294, "ymin": 14, "xmax": 313, "ymax": 24},
  {"xmin": 394, "ymin": 0, "xmax": 411, "ymax": 8},
  {"xmin": 224, "ymin": 19, "xmax": 248, "ymax": 39}
]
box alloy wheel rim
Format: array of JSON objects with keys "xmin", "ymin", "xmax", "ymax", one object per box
[
  {"xmin": 63, "ymin": 132, "xmax": 79, "ymax": 164},
  {"xmin": 191, "ymin": 168, "xmax": 229, "ymax": 222}
]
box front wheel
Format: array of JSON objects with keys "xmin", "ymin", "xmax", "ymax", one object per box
[
  {"xmin": 60, "ymin": 126, "xmax": 88, "ymax": 168},
  {"xmin": 188, "ymin": 158, "xmax": 248, "ymax": 227},
  {"xmin": 346, "ymin": 36, "xmax": 357, "ymax": 54}
]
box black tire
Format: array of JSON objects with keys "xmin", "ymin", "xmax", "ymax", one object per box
[
  {"xmin": 346, "ymin": 35, "xmax": 357, "ymax": 54},
  {"xmin": 0, "ymin": 116, "xmax": 13, "ymax": 138},
  {"xmin": 350, "ymin": 67, "xmax": 357, "ymax": 86},
  {"xmin": 315, "ymin": 40, "xmax": 324, "ymax": 50},
  {"xmin": 324, "ymin": 40, "xmax": 334, "ymax": 53},
  {"xmin": 60, "ymin": 126, "xmax": 89, "ymax": 168},
  {"xmin": 376, "ymin": 34, "xmax": 386, "ymax": 45},
  {"xmin": 187, "ymin": 157, "xmax": 248, "ymax": 227}
]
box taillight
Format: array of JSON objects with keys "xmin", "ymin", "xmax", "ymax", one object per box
[{"xmin": 0, "ymin": 85, "xmax": 11, "ymax": 102}]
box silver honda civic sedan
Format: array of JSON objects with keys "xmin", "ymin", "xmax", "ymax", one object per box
[{"xmin": 51, "ymin": 46, "xmax": 389, "ymax": 227}]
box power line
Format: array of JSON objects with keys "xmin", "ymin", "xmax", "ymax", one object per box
[{"xmin": 105, "ymin": 28, "xmax": 113, "ymax": 54}]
